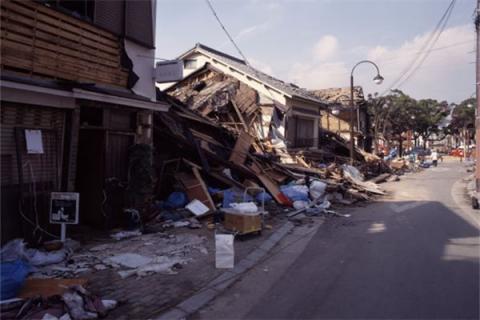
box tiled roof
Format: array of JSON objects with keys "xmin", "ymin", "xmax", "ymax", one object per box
[
  {"xmin": 183, "ymin": 43, "xmax": 329, "ymax": 106},
  {"xmin": 310, "ymin": 87, "xmax": 365, "ymax": 106}
]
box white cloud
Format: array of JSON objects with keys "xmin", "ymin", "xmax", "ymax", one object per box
[
  {"xmin": 250, "ymin": 58, "xmax": 274, "ymax": 75},
  {"xmin": 290, "ymin": 61, "xmax": 348, "ymax": 89},
  {"xmin": 313, "ymin": 35, "xmax": 339, "ymax": 62},
  {"xmin": 365, "ymin": 24, "xmax": 475, "ymax": 101},
  {"xmin": 287, "ymin": 24, "xmax": 475, "ymax": 102}
]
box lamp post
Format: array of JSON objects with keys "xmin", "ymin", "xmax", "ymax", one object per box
[{"xmin": 350, "ymin": 60, "xmax": 384, "ymax": 164}]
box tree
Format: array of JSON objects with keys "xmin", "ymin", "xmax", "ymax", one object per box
[
  {"xmin": 411, "ymin": 99, "xmax": 448, "ymax": 148},
  {"xmin": 449, "ymin": 98, "xmax": 476, "ymax": 149},
  {"xmin": 382, "ymin": 90, "xmax": 417, "ymax": 157}
]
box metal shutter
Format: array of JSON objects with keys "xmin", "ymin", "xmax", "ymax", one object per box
[
  {"xmin": 125, "ymin": 0, "xmax": 154, "ymax": 48},
  {"xmin": 94, "ymin": 0, "xmax": 125, "ymax": 35}
]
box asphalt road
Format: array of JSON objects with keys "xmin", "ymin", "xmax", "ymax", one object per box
[{"xmin": 197, "ymin": 161, "xmax": 480, "ymax": 319}]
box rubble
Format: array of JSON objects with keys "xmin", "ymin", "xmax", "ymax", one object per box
[{"xmin": 152, "ymin": 93, "xmax": 390, "ymax": 225}]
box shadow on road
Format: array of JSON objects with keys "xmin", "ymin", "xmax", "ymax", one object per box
[{"xmin": 246, "ymin": 200, "xmax": 480, "ymax": 319}]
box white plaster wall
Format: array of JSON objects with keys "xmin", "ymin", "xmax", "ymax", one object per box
[{"xmin": 124, "ymin": 39, "xmax": 156, "ymax": 101}]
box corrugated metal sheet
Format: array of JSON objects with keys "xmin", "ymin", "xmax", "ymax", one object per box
[
  {"xmin": 94, "ymin": 0, "xmax": 125, "ymax": 36},
  {"xmin": 125, "ymin": 0, "xmax": 154, "ymax": 48}
]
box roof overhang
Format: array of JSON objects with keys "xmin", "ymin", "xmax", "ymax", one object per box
[{"xmin": 1, "ymin": 80, "xmax": 170, "ymax": 112}]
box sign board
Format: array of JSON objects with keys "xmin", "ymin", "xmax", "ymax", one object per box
[
  {"xmin": 50, "ymin": 192, "xmax": 79, "ymax": 225},
  {"xmin": 154, "ymin": 60, "xmax": 183, "ymax": 83},
  {"xmin": 25, "ymin": 129, "xmax": 44, "ymax": 154}
]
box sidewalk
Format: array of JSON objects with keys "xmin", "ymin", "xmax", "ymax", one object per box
[{"xmin": 70, "ymin": 213, "xmax": 290, "ymax": 320}]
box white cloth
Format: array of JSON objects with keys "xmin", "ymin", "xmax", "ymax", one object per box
[{"xmin": 431, "ymin": 151, "xmax": 438, "ymax": 161}]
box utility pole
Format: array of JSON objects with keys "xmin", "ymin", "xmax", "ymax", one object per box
[{"xmin": 476, "ymin": 0, "xmax": 480, "ymax": 193}]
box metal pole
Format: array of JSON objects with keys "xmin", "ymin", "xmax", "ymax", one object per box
[
  {"xmin": 476, "ymin": 0, "xmax": 480, "ymax": 192},
  {"xmin": 350, "ymin": 74, "xmax": 355, "ymax": 165}
]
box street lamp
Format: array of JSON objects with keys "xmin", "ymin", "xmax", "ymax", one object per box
[
  {"xmin": 331, "ymin": 94, "xmax": 350, "ymax": 116},
  {"xmin": 350, "ymin": 60, "xmax": 384, "ymax": 164}
]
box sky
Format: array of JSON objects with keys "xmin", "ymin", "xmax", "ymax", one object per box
[{"xmin": 155, "ymin": 0, "xmax": 476, "ymax": 103}]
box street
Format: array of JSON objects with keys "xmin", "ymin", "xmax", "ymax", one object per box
[{"xmin": 196, "ymin": 161, "xmax": 480, "ymax": 319}]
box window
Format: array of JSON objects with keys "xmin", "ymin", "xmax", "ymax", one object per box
[
  {"xmin": 42, "ymin": 0, "xmax": 95, "ymax": 21},
  {"xmin": 184, "ymin": 59, "xmax": 198, "ymax": 70}
]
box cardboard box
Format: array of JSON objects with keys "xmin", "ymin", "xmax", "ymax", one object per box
[{"xmin": 224, "ymin": 212, "xmax": 262, "ymax": 234}]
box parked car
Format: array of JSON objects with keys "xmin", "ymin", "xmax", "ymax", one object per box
[{"xmin": 449, "ymin": 148, "xmax": 464, "ymax": 157}]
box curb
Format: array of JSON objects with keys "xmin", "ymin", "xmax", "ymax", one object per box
[{"xmin": 154, "ymin": 221, "xmax": 295, "ymax": 320}]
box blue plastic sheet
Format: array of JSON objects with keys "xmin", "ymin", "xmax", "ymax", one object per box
[
  {"xmin": 280, "ymin": 185, "xmax": 309, "ymax": 202},
  {"xmin": 0, "ymin": 260, "xmax": 29, "ymax": 300}
]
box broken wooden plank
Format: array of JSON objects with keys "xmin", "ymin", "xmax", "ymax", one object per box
[
  {"xmin": 175, "ymin": 170, "xmax": 215, "ymax": 212},
  {"xmin": 229, "ymin": 131, "xmax": 254, "ymax": 165},
  {"xmin": 231, "ymin": 100, "xmax": 248, "ymax": 131}
]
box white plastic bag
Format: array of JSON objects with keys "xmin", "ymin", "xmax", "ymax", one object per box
[
  {"xmin": 309, "ymin": 180, "xmax": 327, "ymax": 200},
  {"xmin": 293, "ymin": 200, "xmax": 309, "ymax": 210},
  {"xmin": 215, "ymin": 234, "xmax": 234, "ymax": 269},
  {"xmin": 230, "ymin": 202, "xmax": 258, "ymax": 213}
]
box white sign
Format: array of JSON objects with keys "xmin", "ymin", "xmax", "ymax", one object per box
[
  {"xmin": 25, "ymin": 129, "xmax": 44, "ymax": 154},
  {"xmin": 50, "ymin": 192, "xmax": 79, "ymax": 225},
  {"xmin": 154, "ymin": 60, "xmax": 183, "ymax": 83}
]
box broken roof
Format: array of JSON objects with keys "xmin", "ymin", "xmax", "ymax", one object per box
[
  {"xmin": 310, "ymin": 87, "xmax": 366, "ymax": 106},
  {"xmin": 178, "ymin": 43, "xmax": 328, "ymax": 106}
]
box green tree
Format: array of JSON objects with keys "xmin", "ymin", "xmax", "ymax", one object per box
[{"xmin": 411, "ymin": 99, "xmax": 448, "ymax": 148}]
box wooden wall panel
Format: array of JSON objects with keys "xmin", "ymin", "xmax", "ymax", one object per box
[{"xmin": 0, "ymin": 0, "xmax": 129, "ymax": 87}]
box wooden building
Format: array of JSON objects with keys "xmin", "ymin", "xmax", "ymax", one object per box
[
  {"xmin": 0, "ymin": 0, "xmax": 169, "ymax": 243},
  {"xmin": 161, "ymin": 43, "xmax": 329, "ymax": 150}
]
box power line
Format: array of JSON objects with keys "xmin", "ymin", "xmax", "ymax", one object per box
[
  {"xmin": 204, "ymin": 0, "xmax": 250, "ymax": 65},
  {"xmin": 395, "ymin": 0, "xmax": 456, "ymax": 89},
  {"xmin": 380, "ymin": 0, "xmax": 456, "ymax": 95}
]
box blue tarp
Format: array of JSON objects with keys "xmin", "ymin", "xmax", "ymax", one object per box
[{"xmin": 0, "ymin": 260, "xmax": 29, "ymax": 300}]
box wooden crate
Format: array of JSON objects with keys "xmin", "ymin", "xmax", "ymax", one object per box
[{"xmin": 224, "ymin": 211, "xmax": 262, "ymax": 235}]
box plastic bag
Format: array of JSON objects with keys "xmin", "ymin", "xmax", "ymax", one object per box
[
  {"xmin": 1, "ymin": 239, "xmax": 27, "ymax": 262},
  {"xmin": 26, "ymin": 248, "xmax": 67, "ymax": 266},
  {"xmin": 342, "ymin": 164, "xmax": 365, "ymax": 182},
  {"xmin": 281, "ymin": 185, "xmax": 309, "ymax": 201},
  {"xmin": 230, "ymin": 202, "xmax": 258, "ymax": 213},
  {"xmin": 309, "ymin": 180, "xmax": 327, "ymax": 200},
  {"xmin": 215, "ymin": 234, "xmax": 234, "ymax": 269},
  {"xmin": 293, "ymin": 200, "xmax": 309, "ymax": 210},
  {"xmin": 0, "ymin": 260, "xmax": 30, "ymax": 300},
  {"xmin": 222, "ymin": 188, "xmax": 252, "ymax": 208},
  {"xmin": 164, "ymin": 192, "xmax": 187, "ymax": 209}
]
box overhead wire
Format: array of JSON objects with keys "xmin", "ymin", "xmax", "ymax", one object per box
[
  {"xmin": 204, "ymin": 0, "xmax": 250, "ymax": 65},
  {"xmin": 394, "ymin": 0, "xmax": 456, "ymax": 90},
  {"xmin": 380, "ymin": 0, "xmax": 456, "ymax": 95}
]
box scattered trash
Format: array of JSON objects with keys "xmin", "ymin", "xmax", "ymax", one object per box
[
  {"xmin": 185, "ymin": 199, "xmax": 210, "ymax": 216},
  {"xmin": 104, "ymin": 253, "xmax": 153, "ymax": 269},
  {"xmin": 110, "ymin": 230, "xmax": 142, "ymax": 241}
]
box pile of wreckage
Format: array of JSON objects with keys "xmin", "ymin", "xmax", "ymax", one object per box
[{"xmin": 150, "ymin": 81, "xmax": 392, "ymax": 227}]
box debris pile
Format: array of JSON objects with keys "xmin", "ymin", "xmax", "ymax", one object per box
[
  {"xmin": 1, "ymin": 284, "xmax": 117, "ymax": 320},
  {"xmin": 151, "ymin": 90, "xmax": 390, "ymax": 226}
]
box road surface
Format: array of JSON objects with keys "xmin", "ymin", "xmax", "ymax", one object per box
[{"xmin": 196, "ymin": 161, "xmax": 480, "ymax": 319}]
